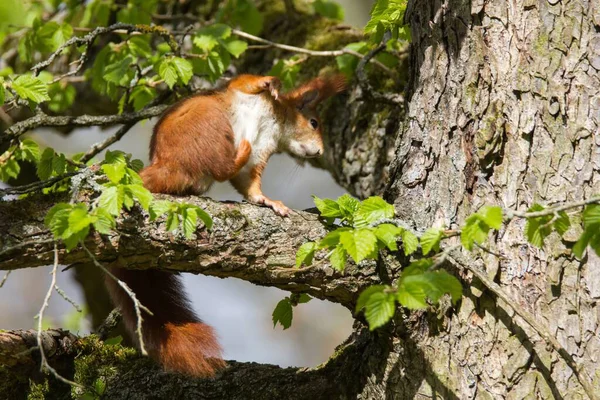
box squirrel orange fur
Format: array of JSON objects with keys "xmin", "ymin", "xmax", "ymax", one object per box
[{"xmin": 107, "ymin": 74, "xmax": 346, "ymax": 377}]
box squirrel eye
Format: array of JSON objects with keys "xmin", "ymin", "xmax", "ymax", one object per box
[{"xmin": 309, "ymin": 118, "xmax": 318, "ymax": 129}]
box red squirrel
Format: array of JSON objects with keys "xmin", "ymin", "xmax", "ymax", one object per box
[{"xmin": 106, "ymin": 74, "xmax": 346, "ymax": 377}]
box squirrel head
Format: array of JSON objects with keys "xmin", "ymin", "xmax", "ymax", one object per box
[{"xmin": 279, "ymin": 75, "xmax": 346, "ymax": 158}]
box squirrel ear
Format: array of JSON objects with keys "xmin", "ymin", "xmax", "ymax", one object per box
[{"xmin": 291, "ymin": 74, "xmax": 347, "ymax": 110}]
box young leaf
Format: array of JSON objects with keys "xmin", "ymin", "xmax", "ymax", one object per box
[
  {"xmin": 149, "ymin": 200, "xmax": 173, "ymax": 220},
  {"xmin": 340, "ymin": 229, "xmax": 378, "ymax": 263},
  {"xmin": 479, "ymin": 206, "xmax": 503, "ymax": 229},
  {"xmin": 127, "ymin": 184, "xmax": 152, "ymax": 210},
  {"xmin": 524, "ymin": 204, "xmax": 553, "ymax": 248},
  {"xmin": 67, "ymin": 205, "xmax": 94, "ymax": 234},
  {"xmin": 171, "ymin": 57, "xmax": 193, "ymax": 85},
  {"xmin": 313, "ymin": 195, "xmax": 343, "ymax": 218},
  {"xmin": 12, "ymin": 75, "xmax": 50, "ymax": 104},
  {"xmin": 272, "ymin": 298, "xmax": 293, "ymax": 330},
  {"xmin": 37, "ymin": 148, "xmax": 55, "ymax": 180},
  {"xmin": 313, "ymin": 0, "xmax": 344, "ymax": 20},
  {"xmin": 182, "ymin": 207, "xmax": 198, "ymax": 239},
  {"xmin": 364, "ymin": 290, "xmax": 396, "ymax": 330},
  {"xmin": 98, "ymin": 186, "xmax": 124, "ymax": 216},
  {"xmin": 356, "ymin": 285, "xmax": 386, "ymax": 312},
  {"xmin": 93, "ymin": 208, "xmax": 115, "ymax": 234},
  {"xmin": 19, "ymin": 139, "xmax": 40, "ymax": 162},
  {"xmin": 101, "ymin": 162, "xmax": 126, "ymax": 184},
  {"xmin": 354, "ymin": 196, "xmax": 395, "ymax": 228},
  {"xmin": 221, "ymin": 39, "xmax": 248, "ymax": 58},
  {"xmin": 329, "ymin": 244, "xmax": 347, "ymax": 271},
  {"xmin": 336, "ymin": 194, "xmax": 360, "ymax": 220},
  {"xmin": 374, "ymin": 224, "xmax": 403, "ymax": 251},
  {"xmin": 401, "ymin": 229, "xmax": 419, "ymax": 255},
  {"xmin": 296, "ymin": 242, "xmax": 317, "ymax": 267},
  {"xmin": 420, "ymin": 228, "xmax": 444, "ymax": 255}
]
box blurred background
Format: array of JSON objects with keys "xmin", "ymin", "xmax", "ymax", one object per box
[{"xmin": 0, "ymin": 1, "xmax": 373, "ymax": 368}]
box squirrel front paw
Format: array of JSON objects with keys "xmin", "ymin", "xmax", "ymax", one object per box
[{"xmin": 249, "ymin": 194, "xmax": 290, "ymax": 217}]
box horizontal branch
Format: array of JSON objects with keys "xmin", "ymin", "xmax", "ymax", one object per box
[
  {"xmin": 0, "ymin": 193, "xmax": 375, "ymax": 308},
  {"xmin": 0, "ymin": 105, "xmax": 168, "ymax": 146},
  {"xmin": 0, "ymin": 328, "xmax": 377, "ymax": 399}
]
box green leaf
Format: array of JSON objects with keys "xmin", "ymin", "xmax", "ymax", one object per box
[
  {"xmin": 103, "ymin": 56, "xmax": 134, "ymax": 86},
  {"xmin": 98, "ymin": 186, "xmax": 124, "ymax": 216},
  {"xmin": 336, "ymin": 194, "xmax": 360, "ymax": 220},
  {"xmin": 18, "ymin": 139, "xmax": 40, "ymax": 163},
  {"xmin": 159, "ymin": 58, "xmax": 178, "ymax": 89},
  {"xmin": 0, "ymin": 78, "xmax": 5, "ymax": 106},
  {"xmin": 336, "ymin": 42, "xmax": 367, "ymax": 77},
  {"xmin": 461, "ymin": 215, "xmax": 487, "ymax": 250},
  {"xmin": 127, "ymin": 184, "xmax": 152, "ymax": 210},
  {"xmin": 329, "ymin": 244, "xmax": 347, "ymax": 271},
  {"xmin": 313, "ymin": 0, "xmax": 344, "ymax": 20},
  {"xmin": 553, "ymin": 211, "xmax": 571, "ymax": 236},
  {"xmin": 104, "ymin": 335, "xmax": 123, "ymax": 346},
  {"xmin": 319, "ymin": 228, "xmax": 350, "ymax": 249},
  {"xmin": 313, "ymin": 195, "xmax": 343, "ymax": 218},
  {"xmin": 221, "ymin": 39, "xmax": 248, "ymax": 58},
  {"xmin": 479, "ymin": 206, "xmax": 503, "ymax": 229},
  {"xmin": 374, "ymin": 224, "xmax": 403, "ymax": 251},
  {"xmin": 296, "ymin": 242, "xmax": 317, "ymax": 267},
  {"xmin": 272, "ymin": 298, "xmax": 293, "ymax": 329},
  {"xmin": 524, "ymin": 205, "xmax": 553, "ymax": 248},
  {"xmin": 397, "ymin": 276, "xmax": 429, "ymax": 310},
  {"xmin": 67, "ymin": 205, "xmax": 94, "ymax": 234},
  {"xmin": 166, "ymin": 211, "xmax": 180, "ymax": 232},
  {"xmin": 37, "ymin": 148, "xmax": 55, "ymax": 180},
  {"xmin": 12, "ymin": 75, "xmax": 50, "ymax": 104},
  {"xmin": 364, "ymin": 290, "xmax": 396, "ymax": 330},
  {"xmin": 171, "ymin": 57, "xmax": 193, "ymax": 85},
  {"xmin": 45, "ymin": 203, "xmax": 72, "ymax": 237},
  {"xmin": 51, "ymin": 23, "xmax": 73, "ymax": 49},
  {"xmin": 102, "ymin": 163, "xmax": 126, "ymax": 184},
  {"xmin": 149, "ymin": 200, "xmax": 173, "ymax": 220},
  {"xmin": 354, "ymin": 197, "xmax": 395, "ymax": 228},
  {"xmin": 583, "ymin": 204, "xmax": 600, "ymax": 227},
  {"xmin": 297, "ymin": 293, "xmax": 312, "ymax": 304},
  {"xmin": 129, "ymin": 159, "xmax": 145, "ymax": 172},
  {"xmin": 93, "ymin": 207, "xmax": 115, "ymax": 234},
  {"xmin": 340, "ymin": 229, "xmax": 378, "ymax": 263},
  {"xmin": 356, "ymin": 285, "xmax": 386, "ymax": 312},
  {"xmin": 0, "ymin": 158, "xmax": 19, "ymax": 181},
  {"xmin": 194, "ymin": 206, "xmax": 213, "ymax": 230},
  {"xmin": 194, "ymin": 34, "xmax": 219, "ymax": 52},
  {"xmin": 182, "ymin": 207, "xmax": 198, "ymax": 239},
  {"xmin": 401, "ymin": 229, "xmax": 419, "ymax": 255},
  {"xmin": 426, "ymin": 270, "xmax": 462, "ymax": 304},
  {"xmin": 420, "ymin": 228, "xmax": 444, "ymax": 255},
  {"xmin": 52, "ymin": 153, "xmax": 66, "ymax": 176},
  {"xmin": 398, "ymin": 270, "xmax": 462, "ymax": 309},
  {"xmin": 573, "ymin": 229, "xmax": 594, "ymax": 259},
  {"xmin": 127, "ymin": 36, "xmax": 153, "ymax": 57}
]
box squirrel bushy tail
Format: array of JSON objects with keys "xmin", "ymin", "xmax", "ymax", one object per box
[{"xmin": 105, "ymin": 267, "xmax": 225, "ymax": 376}]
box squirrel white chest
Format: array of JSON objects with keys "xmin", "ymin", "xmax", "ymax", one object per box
[{"xmin": 230, "ymin": 92, "xmax": 282, "ymax": 164}]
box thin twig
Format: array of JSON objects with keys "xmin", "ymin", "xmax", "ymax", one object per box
[
  {"xmin": 0, "ymin": 270, "xmax": 11, "ymax": 288},
  {"xmin": 36, "ymin": 244, "xmax": 84, "ymax": 388},
  {"xmin": 448, "ymin": 251, "xmax": 598, "ymax": 400},
  {"xmin": 231, "ymin": 28, "xmax": 394, "ymax": 75},
  {"xmin": 54, "ymin": 285, "xmax": 83, "ymax": 312},
  {"xmin": 507, "ymin": 196, "xmax": 600, "ymax": 220},
  {"xmin": 0, "ymin": 238, "xmax": 55, "ymax": 257},
  {"xmin": 81, "ymin": 243, "xmax": 152, "ymax": 355}
]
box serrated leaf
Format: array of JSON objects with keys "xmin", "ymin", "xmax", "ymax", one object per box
[
  {"xmin": 374, "ymin": 224, "xmax": 403, "ymax": 251},
  {"xmin": 553, "ymin": 211, "xmax": 571, "ymax": 236},
  {"xmin": 420, "ymin": 227, "xmax": 444, "ymax": 255},
  {"xmin": 101, "ymin": 163, "xmax": 126, "ymax": 184},
  {"xmin": 52, "ymin": 153, "xmax": 66, "ymax": 176},
  {"xmin": 573, "ymin": 229, "xmax": 593, "ymax": 259},
  {"xmin": 336, "ymin": 194, "xmax": 360, "ymax": 220},
  {"xmin": 0, "ymin": 158, "xmax": 19, "ymax": 181},
  {"xmin": 37, "ymin": 148, "xmax": 54, "ymax": 180},
  {"xmin": 364, "ymin": 291, "xmax": 396, "ymax": 330},
  {"xmin": 127, "ymin": 184, "xmax": 152, "ymax": 210},
  {"xmin": 182, "ymin": 207, "xmax": 198, "ymax": 239},
  {"xmin": 166, "ymin": 211, "xmax": 180, "ymax": 232},
  {"xmin": 297, "ymin": 293, "xmax": 312, "ymax": 304},
  {"xmin": 340, "ymin": 229, "xmax": 378, "ymax": 263},
  {"xmin": 171, "ymin": 57, "xmax": 193, "ymax": 85},
  {"xmin": 329, "ymin": 244, "xmax": 347, "ymax": 271},
  {"xmin": 45, "ymin": 203, "xmax": 72, "ymax": 237},
  {"xmin": 272, "ymin": 298, "xmax": 293, "ymax": 329},
  {"xmin": 19, "ymin": 139, "xmax": 40, "ymax": 162},
  {"xmin": 313, "ymin": 195, "xmax": 343, "ymax": 218},
  {"xmin": 159, "ymin": 59, "xmax": 178, "ymax": 89},
  {"xmin": 296, "ymin": 242, "xmax": 317, "ymax": 267},
  {"xmin": 103, "ymin": 56, "xmax": 133, "ymax": 86},
  {"xmin": 426, "ymin": 270, "xmax": 462, "ymax": 303},
  {"xmin": 98, "ymin": 186, "xmax": 123, "ymax": 216},
  {"xmin": 194, "ymin": 34, "xmax": 219, "ymax": 52},
  {"xmin": 583, "ymin": 204, "xmax": 600, "ymax": 227},
  {"xmin": 67, "ymin": 205, "xmax": 94, "ymax": 234},
  {"xmin": 356, "ymin": 285, "xmax": 386, "ymax": 312},
  {"xmin": 479, "ymin": 206, "xmax": 503, "ymax": 229},
  {"xmin": 12, "ymin": 75, "xmax": 50, "ymax": 104},
  {"xmin": 397, "ymin": 277, "xmax": 429, "ymax": 310},
  {"xmin": 194, "ymin": 206, "xmax": 213, "ymax": 230},
  {"xmin": 221, "ymin": 39, "xmax": 248, "ymax": 58},
  {"xmin": 93, "ymin": 207, "xmax": 115, "ymax": 234},
  {"xmin": 149, "ymin": 200, "xmax": 173, "ymax": 220},
  {"xmin": 401, "ymin": 229, "xmax": 419, "ymax": 255},
  {"xmin": 354, "ymin": 196, "xmax": 395, "ymax": 228},
  {"xmin": 129, "ymin": 159, "xmax": 144, "ymax": 172}
]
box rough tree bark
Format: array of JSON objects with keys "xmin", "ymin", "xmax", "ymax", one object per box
[{"xmin": 1, "ymin": 0, "xmax": 599, "ymax": 399}]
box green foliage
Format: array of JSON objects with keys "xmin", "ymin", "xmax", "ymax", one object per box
[
  {"xmin": 297, "ymin": 195, "xmax": 419, "ymax": 272},
  {"xmin": 216, "ymin": 0, "xmax": 264, "ymax": 36},
  {"xmin": 313, "ymin": 0, "xmax": 344, "ymax": 20},
  {"xmin": 269, "ymin": 57, "xmax": 302, "ymax": 90},
  {"xmin": 149, "ymin": 200, "xmax": 213, "ymax": 239},
  {"xmin": 12, "ymin": 74, "xmax": 51, "ymax": 105},
  {"xmin": 460, "ymin": 206, "xmax": 503, "ymax": 251},
  {"xmin": 365, "ymin": 0, "xmax": 410, "ymax": 43},
  {"xmin": 573, "ymin": 204, "xmax": 600, "ymax": 258},
  {"xmin": 158, "ymin": 57, "xmax": 193, "ymax": 89},
  {"xmin": 272, "ymin": 293, "xmax": 312, "ymax": 330},
  {"xmin": 0, "ymin": 139, "xmax": 41, "ymax": 182}
]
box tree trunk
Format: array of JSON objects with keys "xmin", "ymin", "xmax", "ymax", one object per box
[{"xmin": 1, "ymin": 0, "xmax": 599, "ymax": 398}]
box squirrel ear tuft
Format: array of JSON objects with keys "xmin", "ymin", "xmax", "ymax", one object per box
[{"xmin": 290, "ymin": 74, "xmax": 347, "ymax": 110}]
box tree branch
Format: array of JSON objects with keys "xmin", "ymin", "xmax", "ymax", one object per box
[{"xmin": 0, "ymin": 193, "xmax": 374, "ymax": 309}]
